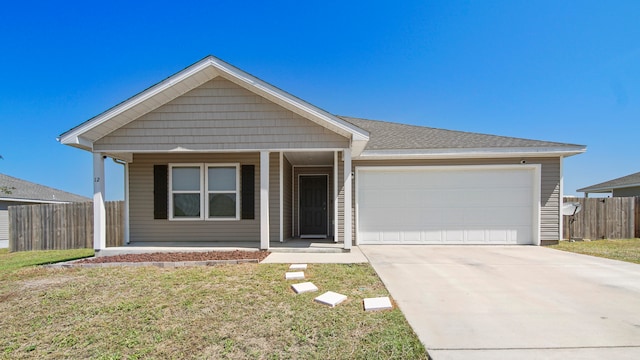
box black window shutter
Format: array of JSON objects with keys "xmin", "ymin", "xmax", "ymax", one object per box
[
  {"xmin": 153, "ymin": 165, "xmax": 168, "ymax": 219},
  {"xmin": 241, "ymin": 165, "xmax": 255, "ymax": 219}
]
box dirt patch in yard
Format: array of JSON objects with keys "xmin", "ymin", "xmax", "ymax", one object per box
[{"xmin": 74, "ymin": 250, "xmax": 271, "ymax": 264}]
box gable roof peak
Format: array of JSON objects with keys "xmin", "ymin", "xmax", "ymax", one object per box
[{"xmin": 58, "ymin": 55, "xmax": 368, "ymax": 151}]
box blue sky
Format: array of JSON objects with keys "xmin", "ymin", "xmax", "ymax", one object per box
[{"xmin": 1, "ymin": 0, "xmax": 638, "ymax": 200}]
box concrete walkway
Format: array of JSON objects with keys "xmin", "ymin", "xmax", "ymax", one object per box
[
  {"xmin": 261, "ymin": 247, "xmax": 368, "ymax": 263},
  {"xmin": 360, "ymin": 245, "xmax": 640, "ymax": 360}
]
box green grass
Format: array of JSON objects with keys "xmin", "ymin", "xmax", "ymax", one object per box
[
  {"xmin": 549, "ymin": 238, "xmax": 640, "ymax": 264},
  {"xmin": 0, "ymin": 250, "xmax": 428, "ymax": 359},
  {"xmin": 0, "ymin": 248, "xmax": 94, "ymax": 274}
]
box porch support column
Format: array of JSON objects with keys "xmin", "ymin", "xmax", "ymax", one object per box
[
  {"xmin": 260, "ymin": 151, "xmax": 270, "ymax": 250},
  {"xmin": 279, "ymin": 152, "xmax": 284, "ymax": 242},
  {"xmin": 343, "ymin": 148, "xmax": 352, "ymax": 250},
  {"xmin": 333, "ymin": 151, "xmax": 339, "ymax": 243},
  {"xmin": 124, "ymin": 162, "xmax": 130, "ymax": 244},
  {"xmin": 93, "ymin": 152, "xmax": 106, "ymax": 251}
]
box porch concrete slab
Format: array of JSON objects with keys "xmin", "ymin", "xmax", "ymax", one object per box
[
  {"xmin": 96, "ymin": 241, "xmax": 260, "ymax": 257},
  {"xmin": 360, "ymin": 245, "xmax": 640, "ymax": 360},
  {"xmin": 261, "ymin": 247, "xmax": 368, "ymax": 264}
]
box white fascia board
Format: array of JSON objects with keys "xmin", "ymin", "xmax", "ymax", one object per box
[
  {"xmin": 91, "ymin": 147, "xmax": 349, "ymax": 154},
  {"xmin": 354, "ymin": 146, "xmax": 586, "ymax": 160},
  {"xmin": 58, "ymin": 59, "xmax": 219, "ymax": 145},
  {"xmin": 207, "ymin": 57, "xmax": 370, "ymax": 142}
]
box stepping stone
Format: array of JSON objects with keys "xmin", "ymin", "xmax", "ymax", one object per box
[
  {"xmin": 285, "ymin": 271, "xmax": 305, "ymax": 280},
  {"xmin": 289, "ymin": 263, "xmax": 308, "ymax": 270},
  {"xmin": 363, "ymin": 296, "xmax": 393, "ymax": 311},
  {"xmin": 314, "ymin": 291, "xmax": 347, "ymax": 307},
  {"xmin": 291, "ymin": 282, "xmax": 318, "ymax": 294}
]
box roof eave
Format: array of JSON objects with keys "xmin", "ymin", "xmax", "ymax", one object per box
[
  {"xmin": 354, "ymin": 146, "xmax": 586, "ymax": 160},
  {"xmin": 0, "ymin": 197, "xmax": 79, "ymax": 204},
  {"xmin": 578, "ymin": 183, "xmax": 640, "ymax": 193}
]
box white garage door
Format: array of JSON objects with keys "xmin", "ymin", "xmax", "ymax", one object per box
[{"xmin": 356, "ymin": 166, "xmax": 539, "ymax": 245}]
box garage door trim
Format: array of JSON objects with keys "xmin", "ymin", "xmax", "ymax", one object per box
[{"xmin": 355, "ymin": 164, "xmax": 541, "ymax": 245}]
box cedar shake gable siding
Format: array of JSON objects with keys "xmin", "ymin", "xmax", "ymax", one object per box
[{"xmin": 94, "ymin": 78, "xmax": 349, "ymax": 152}]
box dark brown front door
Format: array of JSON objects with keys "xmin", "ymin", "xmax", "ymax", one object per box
[{"xmin": 299, "ymin": 175, "xmax": 328, "ymax": 236}]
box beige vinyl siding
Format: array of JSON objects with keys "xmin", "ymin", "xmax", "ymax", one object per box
[
  {"xmin": 613, "ymin": 186, "xmax": 640, "ymax": 197},
  {"xmin": 269, "ymin": 152, "xmax": 280, "ymax": 241},
  {"xmin": 337, "ymin": 161, "xmax": 345, "ymax": 243},
  {"xmin": 292, "ymin": 166, "xmax": 334, "ymax": 237},
  {"xmin": 94, "ymin": 78, "xmax": 349, "ymax": 152},
  {"xmin": 129, "ymin": 153, "xmax": 262, "ymax": 243},
  {"xmin": 0, "ymin": 202, "xmax": 8, "ymax": 241},
  {"xmin": 283, "ymin": 157, "xmax": 293, "ymax": 239},
  {"xmin": 351, "ymin": 157, "xmax": 562, "ymax": 243}
]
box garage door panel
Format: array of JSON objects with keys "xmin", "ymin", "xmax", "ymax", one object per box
[{"xmin": 357, "ymin": 166, "xmax": 536, "ymax": 245}]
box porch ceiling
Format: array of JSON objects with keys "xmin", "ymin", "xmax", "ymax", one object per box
[{"xmin": 284, "ymin": 151, "xmax": 335, "ymax": 166}]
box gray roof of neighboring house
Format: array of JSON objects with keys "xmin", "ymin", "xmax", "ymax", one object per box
[
  {"xmin": 577, "ymin": 171, "xmax": 640, "ymax": 193},
  {"xmin": 339, "ymin": 116, "xmax": 584, "ymax": 150},
  {"xmin": 0, "ymin": 173, "xmax": 90, "ymax": 203}
]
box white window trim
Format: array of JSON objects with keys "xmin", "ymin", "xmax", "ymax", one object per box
[
  {"xmin": 169, "ymin": 163, "xmax": 205, "ymax": 221},
  {"xmin": 168, "ymin": 163, "xmax": 240, "ymax": 221},
  {"xmin": 205, "ymin": 163, "xmax": 240, "ymax": 221}
]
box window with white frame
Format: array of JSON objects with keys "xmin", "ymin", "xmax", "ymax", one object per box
[{"xmin": 169, "ymin": 163, "xmax": 240, "ymax": 220}]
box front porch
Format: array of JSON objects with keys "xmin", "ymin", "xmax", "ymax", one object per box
[
  {"xmin": 92, "ymin": 149, "xmax": 354, "ymax": 252},
  {"xmin": 96, "ymin": 238, "xmax": 348, "ymax": 257}
]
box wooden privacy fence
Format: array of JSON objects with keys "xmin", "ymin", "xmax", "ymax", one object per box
[
  {"xmin": 563, "ymin": 197, "xmax": 640, "ymax": 240},
  {"xmin": 9, "ymin": 201, "xmax": 125, "ymax": 252}
]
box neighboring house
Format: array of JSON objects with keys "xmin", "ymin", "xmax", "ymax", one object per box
[
  {"xmin": 577, "ymin": 171, "xmax": 640, "ymax": 197},
  {"xmin": 0, "ymin": 173, "xmax": 90, "ymax": 247},
  {"xmin": 58, "ymin": 56, "xmax": 586, "ymax": 251}
]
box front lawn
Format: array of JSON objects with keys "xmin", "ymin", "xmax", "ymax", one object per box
[
  {"xmin": 0, "ymin": 248, "xmax": 94, "ymax": 274},
  {"xmin": 549, "ymin": 238, "xmax": 640, "ymax": 264},
  {"xmin": 0, "ymin": 251, "xmax": 427, "ymax": 359}
]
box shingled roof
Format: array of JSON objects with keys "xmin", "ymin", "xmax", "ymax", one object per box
[
  {"xmin": 577, "ymin": 171, "xmax": 640, "ymax": 193},
  {"xmin": 339, "ymin": 116, "xmax": 583, "ymax": 151},
  {"xmin": 0, "ymin": 173, "xmax": 90, "ymax": 203}
]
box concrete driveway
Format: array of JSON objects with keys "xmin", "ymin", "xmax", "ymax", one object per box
[{"xmin": 360, "ymin": 245, "xmax": 640, "ymax": 360}]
